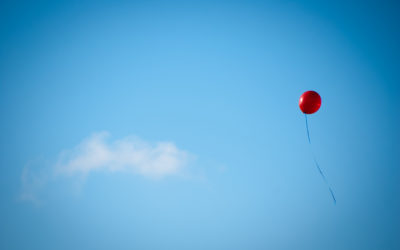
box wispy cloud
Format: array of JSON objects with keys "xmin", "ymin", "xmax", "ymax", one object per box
[
  {"xmin": 19, "ymin": 132, "xmax": 193, "ymax": 203},
  {"xmin": 20, "ymin": 163, "xmax": 47, "ymax": 205}
]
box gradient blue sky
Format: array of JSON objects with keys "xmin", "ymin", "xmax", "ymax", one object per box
[{"xmin": 1, "ymin": 0, "xmax": 399, "ymax": 249}]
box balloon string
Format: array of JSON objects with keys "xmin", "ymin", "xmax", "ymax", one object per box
[
  {"xmin": 304, "ymin": 114, "xmax": 336, "ymax": 204},
  {"xmin": 305, "ymin": 113, "xmax": 311, "ymax": 144}
]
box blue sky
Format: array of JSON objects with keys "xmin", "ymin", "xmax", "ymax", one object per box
[{"xmin": 0, "ymin": 0, "xmax": 399, "ymax": 249}]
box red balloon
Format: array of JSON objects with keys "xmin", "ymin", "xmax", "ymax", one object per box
[{"xmin": 299, "ymin": 91, "xmax": 321, "ymax": 114}]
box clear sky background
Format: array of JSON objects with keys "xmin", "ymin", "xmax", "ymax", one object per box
[{"xmin": 0, "ymin": 0, "xmax": 399, "ymax": 249}]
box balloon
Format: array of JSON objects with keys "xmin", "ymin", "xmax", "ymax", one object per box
[
  {"xmin": 299, "ymin": 90, "xmax": 321, "ymax": 114},
  {"xmin": 299, "ymin": 90, "xmax": 335, "ymax": 204}
]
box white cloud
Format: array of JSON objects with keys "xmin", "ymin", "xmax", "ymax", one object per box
[
  {"xmin": 55, "ymin": 132, "xmax": 191, "ymax": 178},
  {"xmin": 19, "ymin": 132, "xmax": 193, "ymax": 203}
]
